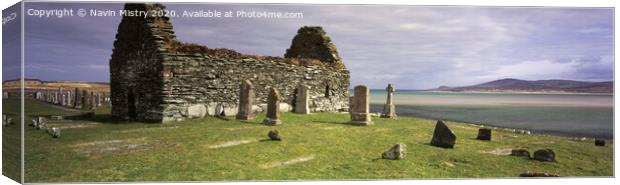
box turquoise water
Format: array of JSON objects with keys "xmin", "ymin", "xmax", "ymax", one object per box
[{"xmin": 367, "ymin": 90, "xmax": 613, "ymax": 139}]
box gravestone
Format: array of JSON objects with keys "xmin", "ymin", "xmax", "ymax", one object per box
[
  {"xmin": 30, "ymin": 119, "xmax": 37, "ymax": 127},
  {"xmin": 519, "ymin": 171, "xmax": 560, "ymax": 177},
  {"xmin": 61, "ymin": 94, "xmax": 67, "ymax": 106},
  {"xmin": 90, "ymin": 91, "xmax": 96, "ymax": 109},
  {"xmin": 187, "ymin": 104, "xmax": 207, "ymax": 118},
  {"xmin": 381, "ymin": 83, "xmax": 396, "ymax": 118},
  {"xmin": 74, "ymin": 88, "xmax": 81, "ymax": 109},
  {"xmin": 263, "ymin": 88, "xmax": 282, "ymax": 125},
  {"xmin": 349, "ymin": 85, "xmax": 372, "ymax": 125},
  {"xmin": 382, "ymin": 143, "xmax": 406, "ymax": 160},
  {"xmin": 96, "ymin": 93, "xmax": 102, "ymax": 107},
  {"xmin": 430, "ymin": 120, "xmax": 456, "ymax": 148},
  {"xmin": 236, "ymin": 80, "xmax": 255, "ymax": 120},
  {"xmin": 511, "ymin": 148, "xmax": 531, "ymax": 158},
  {"xmin": 50, "ymin": 115, "xmax": 63, "ymax": 120},
  {"xmin": 82, "ymin": 90, "xmax": 90, "ymax": 110},
  {"xmin": 58, "ymin": 87, "xmax": 64, "ymax": 105},
  {"xmin": 594, "ymin": 139, "xmax": 606, "ymax": 146},
  {"xmin": 50, "ymin": 127, "xmax": 61, "ymax": 138},
  {"xmin": 294, "ymin": 84, "xmax": 310, "ymax": 114},
  {"xmin": 37, "ymin": 116, "xmax": 46, "ymax": 125},
  {"xmin": 66, "ymin": 91, "xmax": 72, "ymax": 106},
  {"xmin": 268, "ymin": 130, "xmax": 281, "ymax": 141},
  {"xmin": 533, "ymin": 149, "xmax": 556, "ymax": 162},
  {"xmin": 477, "ymin": 128, "xmax": 492, "ymax": 141}
]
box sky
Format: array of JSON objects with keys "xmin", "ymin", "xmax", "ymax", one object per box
[{"xmin": 16, "ymin": 2, "xmax": 614, "ymax": 89}]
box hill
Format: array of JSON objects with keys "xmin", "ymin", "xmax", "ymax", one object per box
[
  {"xmin": 433, "ymin": 78, "xmax": 612, "ymax": 93},
  {"xmin": 2, "ymin": 78, "xmax": 110, "ymax": 92}
]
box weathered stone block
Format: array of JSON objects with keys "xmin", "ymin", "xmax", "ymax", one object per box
[
  {"xmin": 382, "ymin": 143, "xmax": 406, "ymax": 160},
  {"xmin": 349, "ymin": 85, "xmax": 372, "ymax": 125},
  {"xmin": 532, "ymin": 149, "xmax": 556, "ymax": 162},
  {"xmin": 477, "ymin": 128, "xmax": 492, "ymax": 141},
  {"xmin": 430, "ymin": 120, "xmax": 456, "ymax": 148},
  {"xmin": 187, "ymin": 104, "xmax": 207, "ymax": 118}
]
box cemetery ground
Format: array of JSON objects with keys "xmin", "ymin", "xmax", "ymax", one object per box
[{"xmin": 10, "ymin": 99, "xmax": 613, "ymax": 182}]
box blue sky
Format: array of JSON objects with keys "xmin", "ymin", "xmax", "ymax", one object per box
[{"xmin": 18, "ymin": 2, "xmax": 614, "ymax": 89}]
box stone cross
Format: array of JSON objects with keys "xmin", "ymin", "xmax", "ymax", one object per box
[
  {"xmin": 263, "ymin": 88, "xmax": 282, "ymax": 125},
  {"xmin": 349, "ymin": 85, "xmax": 372, "ymax": 125},
  {"xmin": 236, "ymin": 80, "xmax": 255, "ymax": 120},
  {"xmin": 294, "ymin": 84, "xmax": 310, "ymax": 114},
  {"xmin": 381, "ymin": 83, "xmax": 397, "ymax": 118}
]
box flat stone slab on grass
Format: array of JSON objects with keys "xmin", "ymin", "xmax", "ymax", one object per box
[
  {"xmin": 46, "ymin": 123, "xmax": 99, "ymax": 129},
  {"xmin": 71, "ymin": 137, "xmax": 176, "ymax": 157},
  {"xmin": 207, "ymin": 139, "xmax": 260, "ymax": 149},
  {"xmin": 259, "ymin": 155, "xmax": 316, "ymax": 169},
  {"xmin": 112, "ymin": 126, "xmax": 179, "ymax": 133},
  {"xmin": 482, "ymin": 148, "xmax": 513, "ymax": 156}
]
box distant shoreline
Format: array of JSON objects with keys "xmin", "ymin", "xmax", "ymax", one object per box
[{"xmin": 423, "ymin": 90, "xmax": 613, "ymax": 96}]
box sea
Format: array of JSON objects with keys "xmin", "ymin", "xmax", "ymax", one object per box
[{"xmin": 367, "ymin": 90, "xmax": 614, "ymax": 139}]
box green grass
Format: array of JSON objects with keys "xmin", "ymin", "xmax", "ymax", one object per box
[
  {"xmin": 17, "ymin": 99, "xmax": 613, "ymax": 182},
  {"xmin": 2, "ymin": 98, "xmax": 22, "ymax": 183}
]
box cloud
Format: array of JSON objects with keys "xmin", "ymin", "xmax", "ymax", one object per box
[{"xmin": 22, "ymin": 3, "xmax": 613, "ymax": 89}]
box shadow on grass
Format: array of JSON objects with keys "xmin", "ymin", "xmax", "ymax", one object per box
[
  {"xmin": 64, "ymin": 113, "xmax": 162, "ymax": 124},
  {"xmin": 311, "ymin": 120, "xmax": 353, "ymax": 126},
  {"xmin": 421, "ymin": 143, "xmax": 456, "ymax": 149},
  {"xmin": 259, "ymin": 138, "xmax": 280, "ymax": 142}
]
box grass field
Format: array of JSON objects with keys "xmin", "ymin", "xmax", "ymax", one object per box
[
  {"xmin": 10, "ymin": 99, "xmax": 614, "ymax": 182},
  {"xmin": 2, "ymin": 98, "xmax": 22, "ymax": 183}
]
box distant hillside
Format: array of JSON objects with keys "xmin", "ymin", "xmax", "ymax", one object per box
[
  {"xmin": 2, "ymin": 78, "xmax": 110, "ymax": 92},
  {"xmin": 432, "ymin": 78, "xmax": 613, "ymax": 93}
]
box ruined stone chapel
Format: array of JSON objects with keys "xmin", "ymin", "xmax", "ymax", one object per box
[{"xmin": 109, "ymin": 3, "xmax": 351, "ymax": 122}]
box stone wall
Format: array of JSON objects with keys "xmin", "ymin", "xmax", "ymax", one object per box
[
  {"xmin": 110, "ymin": 3, "xmax": 171, "ymax": 121},
  {"xmin": 110, "ymin": 3, "xmax": 350, "ymax": 123}
]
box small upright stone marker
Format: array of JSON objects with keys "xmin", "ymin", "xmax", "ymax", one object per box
[
  {"xmin": 268, "ymin": 130, "xmax": 281, "ymax": 141},
  {"xmin": 533, "ymin": 149, "xmax": 556, "ymax": 162},
  {"xmin": 50, "ymin": 127, "xmax": 61, "ymax": 138},
  {"xmin": 477, "ymin": 128, "xmax": 492, "ymax": 141},
  {"xmin": 294, "ymin": 84, "xmax": 310, "ymax": 114},
  {"xmin": 349, "ymin": 85, "xmax": 372, "ymax": 125},
  {"xmin": 381, "ymin": 83, "xmax": 396, "ymax": 118},
  {"xmin": 519, "ymin": 171, "xmax": 560, "ymax": 177},
  {"xmin": 430, "ymin": 120, "xmax": 456, "ymax": 148},
  {"xmin": 263, "ymin": 88, "xmax": 282, "ymax": 125},
  {"xmin": 30, "ymin": 119, "xmax": 37, "ymax": 127},
  {"xmin": 236, "ymin": 80, "xmax": 255, "ymax": 120},
  {"xmin": 594, "ymin": 139, "xmax": 606, "ymax": 146},
  {"xmin": 6, "ymin": 117, "xmax": 13, "ymax": 126},
  {"xmin": 37, "ymin": 116, "xmax": 46, "ymax": 125},
  {"xmin": 382, "ymin": 143, "xmax": 406, "ymax": 160}
]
